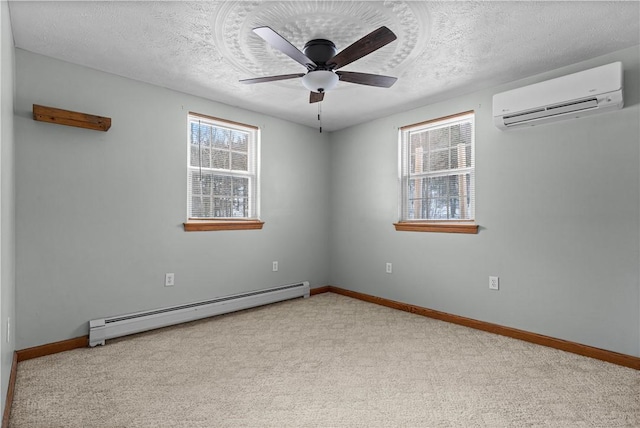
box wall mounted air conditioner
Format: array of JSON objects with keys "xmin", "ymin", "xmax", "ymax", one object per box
[{"xmin": 493, "ymin": 62, "xmax": 623, "ymax": 130}]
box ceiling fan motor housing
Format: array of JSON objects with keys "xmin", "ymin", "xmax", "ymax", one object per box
[{"xmin": 303, "ymin": 39, "xmax": 337, "ymax": 66}]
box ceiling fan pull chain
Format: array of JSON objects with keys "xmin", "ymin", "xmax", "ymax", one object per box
[{"xmin": 318, "ymin": 103, "xmax": 322, "ymax": 133}]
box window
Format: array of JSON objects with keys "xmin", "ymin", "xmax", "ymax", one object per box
[
  {"xmin": 184, "ymin": 113, "xmax": 262, "ymax": 231},
  {"xmin": 396, "ymin": 111, "xmax": 477, "ymax": 234}
]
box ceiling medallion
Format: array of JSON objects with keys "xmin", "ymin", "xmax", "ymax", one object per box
[{"xmin": 213, "ymin": 1, "xmax": 431, "ymax": 89}]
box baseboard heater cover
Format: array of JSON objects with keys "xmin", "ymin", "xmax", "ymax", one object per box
[{"xmin": 89, "ymin": 282, "xmax": 310, "ymax": 347}]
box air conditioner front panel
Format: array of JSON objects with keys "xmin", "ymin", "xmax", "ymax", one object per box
[{"xmin": 493, "ymin": 62, "xmax": 622, "ymax": 118}]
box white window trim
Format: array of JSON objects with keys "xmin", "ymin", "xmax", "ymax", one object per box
[
  {"xmin": 184, "ymin": 112, "xmax": 262, "ymax": 231},
  {"xmin": 396, "ymin": 110, "xmax": 477, "ymax": 234}
]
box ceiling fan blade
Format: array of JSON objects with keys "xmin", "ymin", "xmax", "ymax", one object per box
[
  {"xmin": 328, "ymin": 26, "xmax": 397, "ymax": 70},
  {"xmin": 336, "ymin": 71, "xmax": 397, "ymax": 88},
  {"xmin": 253, "ymin": 27, "xmax": 317, "ymax": 69},
  {"xmin": 309, "ymin": 91, "xmax": 325, "ymax": 103},
  {"xmin": 239, "ymin": 73, "xmax": 305, "ymax": 84}
]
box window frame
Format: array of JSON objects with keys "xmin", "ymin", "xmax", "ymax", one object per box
[
  {"xmin": 183, "ymin": 112, "xmax": 263, "ymax": 232},
  {"xmin": 395, "ymin": 110, "xmax": 478, "ymax": 234}
]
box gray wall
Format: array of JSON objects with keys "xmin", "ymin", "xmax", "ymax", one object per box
[
  {"xmin": 1, "ymin": 0, "xmax": 17, "ymax": 411},
  {"xmin": 330, "ymin": 46, "xmax": 640, "ymax": 357},
  {"xmin": 15, "ymin": 50, "xmax": 331, "ymax": 349},
  {"xmin": 13, "ymin": 43, "xmax": 640, "ymax": 359}
]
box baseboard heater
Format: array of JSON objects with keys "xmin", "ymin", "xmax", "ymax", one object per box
[{"xmin": 89, "ymin": 282, "xmax": 310, "ymax": 347}]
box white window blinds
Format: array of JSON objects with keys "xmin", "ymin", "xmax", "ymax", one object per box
[
  {"xmin": 187, "ymin": 113, "xmax": 260, "ymax": 219},
  {"xmin": 400, "ymin": 111, "xmax": 475, "ymax": 221}
]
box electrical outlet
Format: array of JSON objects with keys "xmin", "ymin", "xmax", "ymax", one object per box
[
  {"xmin": 489, "ymin": 276, "xmax": 499, "ymax": 290},
  {"xmin": 386, "ymin": 262, "xmax": 393, "ymax": 274},
  {"xmin": 165, "ymin": 273, "xmax": 175, "ymax": 287},
  {"xmin": 272, "ymin": 261, "xmax": 278, "ymax": 272}
]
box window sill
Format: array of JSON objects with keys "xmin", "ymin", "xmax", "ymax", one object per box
[
  {"xmin": 183, "ymin": 220, "xmax": 265, "ymax": 232},
  {"xmin": 393, "ymin": 222, "xmax": 478, "ymax": 234}
]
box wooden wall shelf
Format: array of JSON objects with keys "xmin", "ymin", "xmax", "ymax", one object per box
[{"xmin": 33, "ymin": 104, "xmax": 111, "ymax": 132}]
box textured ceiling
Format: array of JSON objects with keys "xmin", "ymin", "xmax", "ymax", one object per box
[{"xmin": 8, "ymin": 1, "xmax": 640, "ymax": 131}]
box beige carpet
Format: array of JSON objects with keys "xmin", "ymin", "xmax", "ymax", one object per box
[{"xmin": 9, "ymin": 293, "xmax": 640, "ymax": 427}]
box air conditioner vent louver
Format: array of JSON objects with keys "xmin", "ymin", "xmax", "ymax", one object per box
[
  {"xmin": 493, "ymin": 62, "xmax": 623, "ymax": 130},
  {"xmin": 547, "ymin": 98, "xmax": 598, "ymax": 112},
  {"xmin": 503, "ymin": 98, "xmax": 600, "ymax": 127},
  {"xmin": 503, "ymin": 108, "xmax": 546, "ymax": 120}
]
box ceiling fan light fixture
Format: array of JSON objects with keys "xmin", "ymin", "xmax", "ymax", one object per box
[{"xmin": 302, "ymin": 70, "xmax": 339, "ymax": 93}]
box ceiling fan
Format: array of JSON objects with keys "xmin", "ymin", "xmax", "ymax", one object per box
[{"xmin": 240, "ymin": 26, "xmax": 398, "ymax": 103}]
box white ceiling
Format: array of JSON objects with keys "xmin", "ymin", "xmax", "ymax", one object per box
[{"xmin": 8, "ymin": 1, "xmax": 640, "ymax": 131}]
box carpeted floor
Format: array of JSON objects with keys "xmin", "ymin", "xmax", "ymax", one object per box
[{"xmin": 9, "ymin": 293, "xmax": 640, "ymax": 427}]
